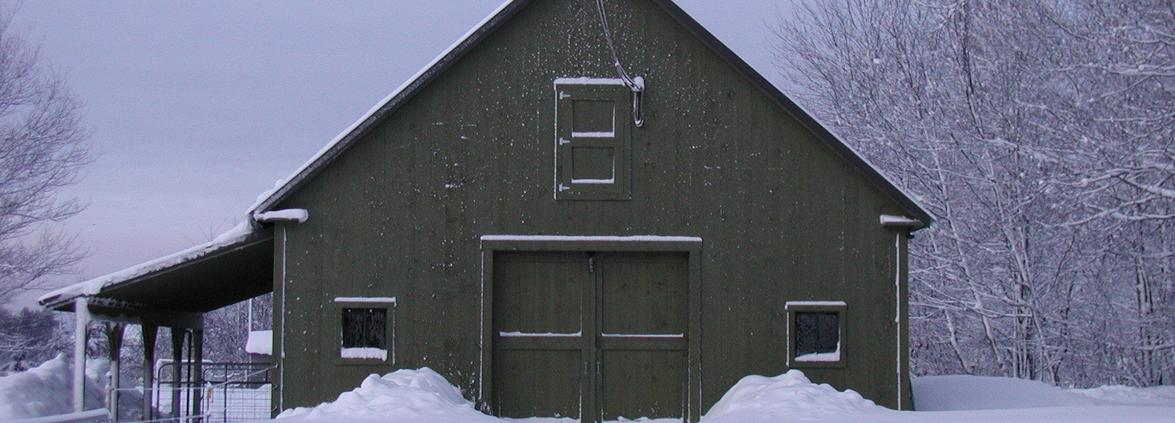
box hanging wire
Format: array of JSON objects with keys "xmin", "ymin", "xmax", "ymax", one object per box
[{"xmin": 594, "ymin": 0, "xmax": 645, "ymax": 127}]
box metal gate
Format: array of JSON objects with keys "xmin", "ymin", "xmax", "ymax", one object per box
[{"xmin": 111, "ymin": 361, "xmax": 274, "ymax": 423}]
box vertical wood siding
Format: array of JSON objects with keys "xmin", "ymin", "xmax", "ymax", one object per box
[{"xmin": 275, "ymin": 0, "xmax": 912, "ymax": 413}]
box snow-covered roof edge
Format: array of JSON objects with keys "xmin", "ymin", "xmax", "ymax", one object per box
[
  {"xmin": 37, "ymin": 223, "xmax": 271, "ymax": 308},
  {"xmin": 880, "ymin": 214, "xmax": 924, "ymax": 227},
  {"xmin": 248, "ymin": 0, "xmax": 933, "ymax": 227},
  {"xmin": 254, "ymin": 208, "xmax": 309, "ymax": 224}
]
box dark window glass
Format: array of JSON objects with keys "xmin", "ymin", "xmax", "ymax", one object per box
[
  {"xmin": 795, "ymin": 311, "xmax": 839, "ymax": 357},
  {"xmin": 342, "ymin": 308, "xmax": 387, "ymax": 349}
]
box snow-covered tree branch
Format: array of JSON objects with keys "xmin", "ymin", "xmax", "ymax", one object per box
[{"xmin": 774, "ymin": 0, "xmax": 1172, "ymax": 387}]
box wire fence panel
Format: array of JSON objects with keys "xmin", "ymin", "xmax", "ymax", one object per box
[{"xmin": 114, "ymin": 362, "xmax": 274, "ymax": 423}]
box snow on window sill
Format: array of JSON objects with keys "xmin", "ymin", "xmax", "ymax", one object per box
[
  {"xmin": 794, "ymin": 351, "xmax": 841, "ymax": 363},
  {"xmin": 340, "ymin": 347, "xmax": 388, "ymax": 361}
]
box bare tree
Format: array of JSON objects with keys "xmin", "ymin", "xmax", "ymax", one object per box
[
  {"xmin": 0, "ymin": 7, "xmax": 89, "ymax": 303},
  {"xmin": 773, "ymin": 0, "xmax": 1172, "ymax": 386}
]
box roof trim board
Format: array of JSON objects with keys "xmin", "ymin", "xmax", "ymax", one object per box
[{"xmin": 248, "ymin": 0, "xmax": 933, "ymax": 226}]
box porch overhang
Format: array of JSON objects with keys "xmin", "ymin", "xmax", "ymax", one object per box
[{"xmin": 39, "ymin": 226, "xmax": 274, "ymax": 324}]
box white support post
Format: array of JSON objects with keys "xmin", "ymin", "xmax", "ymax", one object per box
[
  {"xmin": 106, "ymin": 323, "xmax": 125, "ymax": 421},
  {"xmin": 73, "ymin": 297, "xmax": 90, "ymax": 413}
]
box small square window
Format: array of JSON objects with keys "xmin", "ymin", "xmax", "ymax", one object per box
[
  {"xmin": 786, "ymin": 301, "xmax": 846, "ymax": 368},
  {"xmin": 334, "ymin": 298, "xmax": 396, "ymax": 363},
  {"xmin": 342, "ymin": 308, "xmax": 386, "ymax": 349}
]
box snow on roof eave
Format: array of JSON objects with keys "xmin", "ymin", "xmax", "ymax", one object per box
[
  {"xmin": 247, "ymin": 0, "xmax": 526, "ymax": 215},
  {"xmin": 248, "ymin": 0, "xmax": 933, "ymax": 227},
  {"xmin": 37, "ymin": 224, "xmax": 270, "ymax": 310}
]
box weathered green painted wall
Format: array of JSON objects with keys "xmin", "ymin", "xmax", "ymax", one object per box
[{"xmin": 273, "ymin": 0, "xmax": 913, "ymax": 414}]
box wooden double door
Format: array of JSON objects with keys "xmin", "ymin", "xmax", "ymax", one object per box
[{"xmin": 492, "ymin": 251, "xmax": 689, "ymax": 422}]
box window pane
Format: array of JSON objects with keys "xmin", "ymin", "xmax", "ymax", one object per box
[
  {"xmin": 795, "ymin": 312, "xmax": 838, "ymax": 357},
  {"xmin": 342, "ymin": 308, "xmax": 387, "ymax": 349}
]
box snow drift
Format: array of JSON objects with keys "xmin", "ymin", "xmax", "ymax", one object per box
[
  {"xmin": 275, "ymin": 367, "xmax": 502, "ymax": 423},
  {"xmin": 273, "ymin": 367, "xmax": 891, "ymax": 423},
  {"xmin": 0, "ymin": 354, "xmax": 113, "ymax": 420},
  {"xmin": 912, "ymin": 375, "xmax": 1175, "ymax": 410},
  {"xmin": 703, "ymin": 370, "xmax": 888, "ymax": 422},
  {"xmin": 1070, "ymin": 384, "xmax": 1175, "ymax": 407},
  {"xmin": 911, "ymin": 375, "xmax": 1099, "ymax": 410},
  {"xmin": 271, "ymin": 366, "xmax": 1175, "ymax": 423}
]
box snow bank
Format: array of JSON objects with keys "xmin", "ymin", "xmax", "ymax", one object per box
[
  {"xmin": 913, "ymin": 375, "xmax": 1098, "ymax": 410},
  {"xmin": 270, "ymin": 367, "xmax": 1175, "ymax": 423},
  {"xmin": 0, "ymin": 354, "xmax": 107, "ymax": 420},
  {"xmin": 0, "ymin": 354, "xmax": 146, "ymax": 421},
  {"xmin": 696, "ymin": 372, "xmax": 1173, "ymax": 422},
  {"xmin": 274, "ymin": 368, "xmax": 500, "ymax": 423},
  {"xmin": 1070, "ymin": 384, "xmax": 1175, "ymax": 407},
  {"xmin": 702, "ymin": 370, "xmax": 888, "ymax": 422}
]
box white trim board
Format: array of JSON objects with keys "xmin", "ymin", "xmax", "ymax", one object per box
[{"xmin": 480, "ymin": 235, "xmax": 702, "ymax": 242}]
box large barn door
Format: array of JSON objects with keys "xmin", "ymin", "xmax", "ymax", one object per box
[
  {"xmin": 493, "ymin": 251, "xmax": 689, "ymax": 422},
  {"xmin": 596, "ymin": 252, "xmax": 688, "ymax": 421},
  {"xmin": 492, "ymin": 252, "xmax": 591, "ymax": 420}
]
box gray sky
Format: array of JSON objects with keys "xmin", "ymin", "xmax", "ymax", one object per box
[{"xmin": 10, "ymin": 0, "xmax": 795, "ymax": 308}]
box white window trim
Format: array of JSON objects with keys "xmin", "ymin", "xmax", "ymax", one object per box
[
  {"xmin": 786, "ymin": 301, "xmax": 847, "ymax": 369},
  {"xmin": 334, "ymin": 298, "xmax": 397, "ymax": 365}
]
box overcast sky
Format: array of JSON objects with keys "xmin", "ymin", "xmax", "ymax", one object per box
[{"xmin": 9, "ymin": 0, "xmax": 796, "ymax": 308}]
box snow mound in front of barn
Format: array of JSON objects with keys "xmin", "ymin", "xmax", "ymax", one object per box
[
  {"xmin": 269, "ymin": 367, "xmax": 1175, "ymax": 423},
  {"xmin": 272, "ymin": 367, "xmax": 893, "ymax": 423},
  {"xmin": 274, "ymin": 367, "xmax": 507, "ymax": 423},
  {"xmin": 0, "ymin": 353, "xmax": 144, "ymax": 420},
  {"xmin": 703, "ymin": 370, "xmax": 889, "ymax": 422}
]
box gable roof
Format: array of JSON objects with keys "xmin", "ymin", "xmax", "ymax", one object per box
[{"xmin": 249, "ymin": 0, "xmax": 934, "ymax": 227}]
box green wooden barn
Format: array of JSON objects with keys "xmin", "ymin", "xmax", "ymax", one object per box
[{"xmin": 41, "ymin": 0, "xmax": 932, "ymax": 421}]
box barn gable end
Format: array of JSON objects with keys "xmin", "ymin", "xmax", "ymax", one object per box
[{"xmin": 267, "ymin": 0, "xmax": 924, "ymax": 419}]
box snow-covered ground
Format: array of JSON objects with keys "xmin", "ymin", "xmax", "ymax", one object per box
[
  {"xmin": 272, "ymin": 368, "xmax": 1175, "ymax": 423},
  {"xmin": 0, "ymin": 354, "xmax": 141, "ymax": 421},
  {"xmin": 912, "ymin": 374, "xmax": 1175, "ymax": 410},
  {"xmin": 2, "ymin": 356, "xmax": 1172, "ymax": 422}
]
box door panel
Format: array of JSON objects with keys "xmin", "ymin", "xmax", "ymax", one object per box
[
  {"xmin": 600, "ymin": 350, "xmax": 687, "ymax": 421},
  {"xmin": 599, "ymin": 253, "xmax": 689, "ymax": 335},
  {"xmin": 597, "ymin": 253, "xmax": 688, "ymax": 421},
  {"xmin": 494, "ymin": 349, "xmax": 584, "ymax": 419},
  {"xmin": 494, "ymin": 252, "xmax": 585, "ymax": 334},
  {"xmin": 493, "ymin": 252, "xmax": 589, "ymax": 419},
  {"xmin": 492, "ymin": 251, "xmax": 689, "ymax": 422}
]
